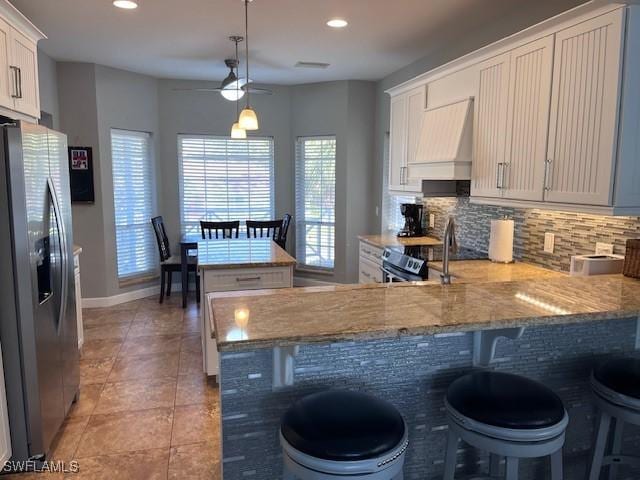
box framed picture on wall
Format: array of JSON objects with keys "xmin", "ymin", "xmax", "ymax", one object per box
[{"xmin": 68, "ymin": 146, "xmax": 95, "ymax": 203}]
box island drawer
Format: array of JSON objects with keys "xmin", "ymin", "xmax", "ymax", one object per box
[
  {"xmin": 359, "ymin": 241, "xmax": 383, "ymax": 265},
  {"xmin": 359, "ymin": 257, "xmax": 383, "ymax": 284},
  {"xmin": 203, "ymin": 266, "xmax": 293, "ymax": 291}
]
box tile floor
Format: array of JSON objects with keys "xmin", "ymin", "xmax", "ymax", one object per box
[{"xmin": 7, "ymin": 295, "xmax": 221, "ymax": 479}]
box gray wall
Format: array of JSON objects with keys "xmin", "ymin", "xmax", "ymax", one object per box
[{"xmin": 37, "ymin": 50, "xmax": 59, "ymax": 129}]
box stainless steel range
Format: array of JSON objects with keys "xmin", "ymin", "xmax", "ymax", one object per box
[{"xmin": 381, "ymin": 245, "xmax": 487, "ymax": 283}]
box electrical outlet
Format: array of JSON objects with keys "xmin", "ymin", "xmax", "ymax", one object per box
[
  {"xmin": 544, "ymin": 232, "xmax": 555, "ymax": 254},
  {"xmin": 429, "ymin": 213, "xmax": 435, "ymax": 229},
  {"xmin": 595, "ymin": 242, "xmax": 614, "ymax": 255}
]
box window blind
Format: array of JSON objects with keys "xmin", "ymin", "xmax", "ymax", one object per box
[
  {"xmin": 178, "ymin": 135, "xmax": 274, "ymax": 236},
  {"xmin": 111, "ymin": 129, "xmax": 157, "ymax": 280},
  {"xmin": 295, "ymin": 136, "xmax": 336, "ymax": 270}
]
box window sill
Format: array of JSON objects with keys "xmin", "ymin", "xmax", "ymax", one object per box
[
  {"xmin": 295, "ymin": 266, "xmax": 334, "ymax": 276},
  {"xmin": 118, "ymin": 273, "xmax": 159, "ymax": 288}
]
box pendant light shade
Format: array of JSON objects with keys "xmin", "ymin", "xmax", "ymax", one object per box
[
  {"xmin": 239, "ymin": 107, "xmax": 259, "ymax": 130},
  {"xmin": 231, "ymin": 122, "xmax": 247, "ymax": 139}
]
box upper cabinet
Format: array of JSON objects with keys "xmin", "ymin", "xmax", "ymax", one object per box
[
  {"xmin": 0, "ymin": 1, "xmax": 45, "ymax": 120},
  {"xmin": 545, "ymin": 11, "xmax": 623, "ymax": 206},
  {"xmin": 388, "ymin": 85, "xmax": 424, "ymax": 194},
  {"xmin": 388, "ymin": 3, "xmax": 640, "ymax": 215}
]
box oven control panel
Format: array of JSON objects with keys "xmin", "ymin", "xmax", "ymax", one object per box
[{"xmin": 382, "ymin": 248, "xmax": 426, "ymax": 275}]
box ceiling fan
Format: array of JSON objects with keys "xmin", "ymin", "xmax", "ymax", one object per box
[{"xmin": 174, "ymin": 36, "xmax": 272, "ymax": 101}]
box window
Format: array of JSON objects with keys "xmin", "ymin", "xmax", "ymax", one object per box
[
  {"xmin": 295, "ymin": 136, "xmax": 336, "ymax": 270},
  {"xmin": 111, "ymin": 129, "xmax": 157, "ymax": 280},
  {"xmin": 178, "ymin": 135, "xmax": 274, "ymax": 236}
]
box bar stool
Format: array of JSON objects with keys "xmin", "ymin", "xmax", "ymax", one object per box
[
  {"xmin": 280, "ymin": 390, "xmax": 408, "ymax": 479},
  {"xmin": 443, "ymin": 371, "xmax": 568, "ymax": 480},
  {"xmin": 588, "ymin": 357, "xmax": 640, "ymax": 480}
]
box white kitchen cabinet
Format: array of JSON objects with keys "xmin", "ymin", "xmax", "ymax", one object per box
[
  {"xmin": 503, "ymin": 36, "xmax": 554, "ymax": 201},
  {"xmin": 389, "ymin": 86, "xmax": 424, "ymax": 194},
  {"xmin": 0, "ymin": 1, "xmax": 44, "ymax": 120},
  {"xmin": 0, "ymin": 343, "xmax": 11, "ymax": 468},
  {"xmin": 74, "ymin": 250, "xmax": 83, "ymax": 350},
  {"xmin": 471, "ymin": 52, "xmax": 511, "ymax": 199},
  {"xmin": 358, "ymin": 241, "xmax": 383, "ymax": 284},
  {"xmin": 545, "ymin": 10, "xmax": 624, "ymax": 206}
]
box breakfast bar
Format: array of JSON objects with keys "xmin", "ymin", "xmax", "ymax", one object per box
[{"xmin": 210, "ymin": 275, "xmax": 640, "ymax": 480}]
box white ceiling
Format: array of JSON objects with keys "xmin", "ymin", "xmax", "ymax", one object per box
[{"xmin": 11, "ymin": 0, "xmax": 583, "ymax": 85}]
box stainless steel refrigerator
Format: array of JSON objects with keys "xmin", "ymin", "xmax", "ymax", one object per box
[{"xmin": 0, "ymin": 120, "xmax": 79, "ymax": 461}]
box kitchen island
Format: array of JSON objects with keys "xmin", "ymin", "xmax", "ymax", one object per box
[
  {"xmin": 197, "ymin": 238, "xmax": 296, "ymax": 376},
  {"xmin": 210, "ymin": 275, "xmax": 640, "ymax": 480}
]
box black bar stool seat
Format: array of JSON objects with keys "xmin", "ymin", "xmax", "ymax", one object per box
[
  {"xmin": 281, "ymin": 390, "xmax": 405, "ymax": 462},
  {"xmin": 446, "ymin": 371, "xmax": 566, "ymax": 430},
  {"xmin": 592, "ymin": 357, "xmax": 640, "ymax": 407}
]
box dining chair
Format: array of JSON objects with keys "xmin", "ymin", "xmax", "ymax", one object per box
[
  {"xmin": 246, "ymin": 214, "xmax": 292, "ymax": 249},
  {"xmin": 200, "ymin": 220, "xmax": 240, "ymax": 239},
  {"xmin": 151, "ymin": 216, "xmax": 200, "ymax": 304}
]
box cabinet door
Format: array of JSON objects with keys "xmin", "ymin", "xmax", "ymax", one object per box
[
  {"xmin": 503, "ymin": 36, "xmax": 554, "ymax": 201},
  {"xmin": 0, "ymin": 18, "xmax": 14, "ymax": 111},
  {"xmin": 0, "ymin": 343, "xmax": 11, "ymax": 467},
  {"xmin": 545, "ymin": 10, "xmax": 624, "ymax": 205},
  {"xmin": 389, "ymin": 94, "xmax": 407, "ymax": 191},
  {"xmin": 404, "ymin": 86, "xmax": 425, "ymax": 192},
  {"xmin": 471, "ymin": 52, "xmax": 511, "ymax": 198},
  {"xmin": 9, "ymin": 28, "xmax": 40, "ymax": 119}
]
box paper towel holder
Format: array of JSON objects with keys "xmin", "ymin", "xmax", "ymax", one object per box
[{"xmin": 489, "ymin": 216, "xmax": 515, "ymax": 264}]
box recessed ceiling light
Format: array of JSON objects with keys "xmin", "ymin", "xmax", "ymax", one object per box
[
  {"xmin": 327, "ymin": 18, "xmax": 348, "ymax": 28},
  {"xmin": 113, "ymin": 0, "xmax": 138, "ymax": 9}
]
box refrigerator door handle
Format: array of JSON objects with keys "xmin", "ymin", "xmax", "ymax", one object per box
[{"xmin": 47, "ymin": 178, "xmax": 68, "ymax": 333}]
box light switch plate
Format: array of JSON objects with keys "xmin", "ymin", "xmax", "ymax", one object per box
[
  {"xmin": 595, "ymin": 242, "xmax": 614, "ymax": 255},
  {"xmin": 429, "ymin": 214, "xmax": 435, "ymax": 229},
  {"xmin": 544, "ymin": 232, "xmax": 555, "ymax": 254}
]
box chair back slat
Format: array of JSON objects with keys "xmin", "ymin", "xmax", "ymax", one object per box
[
  {"xmin": 246, "ymin": 215, "xmax": 292, "ymax": 249},
  {"xmin": 200, "ymin": 221, "xmax": 240, "ymax": 239},
  {"xmin": 151, "ymin": 216, "xmax": 171, "ymax": 262}
]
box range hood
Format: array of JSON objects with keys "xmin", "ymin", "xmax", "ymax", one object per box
[{"xmin": 409, "ymin": 97, "xmax": 474, "ymax": 181}]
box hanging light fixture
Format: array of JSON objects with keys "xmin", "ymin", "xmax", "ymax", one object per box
[
  {"xmin": 231, "ymin": 38, "xmax": 247, "ymax": 139},
  {"xmin": 238, "ymin": 0, "xmax": 259, "ymax": 130}
]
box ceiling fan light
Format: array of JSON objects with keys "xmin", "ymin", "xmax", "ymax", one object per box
[
  {"xmin": 239, "ymin": 107, "xmax": 259, "ymax": 130},
  {"xmin": 221, "ymin": 87, "xmax": 245, "ymax": 101},
  {"xmin": 231, "ymin": 122, "xmax": 247, "ymax": 139},
  {"xmin": 113, "ymin": 0, "xmax": 138, "ymax": 9}
]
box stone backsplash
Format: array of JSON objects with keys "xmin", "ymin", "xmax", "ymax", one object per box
[{"xmin": 423, "ymin": 197, "xmax": 640, "ymax": 272}]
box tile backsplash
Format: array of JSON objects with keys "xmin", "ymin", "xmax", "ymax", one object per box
[{"xmin": 423, "ymin": 197, "xmax": 640, "ymax": 272}]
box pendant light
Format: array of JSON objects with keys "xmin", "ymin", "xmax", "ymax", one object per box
[
  {"xmin": 230, "ymin": 37, "xmax": 247, "ymax": 139},
  {"xmin": 238, "ymin": 0, "xmax": 259, "ymax": 130}
]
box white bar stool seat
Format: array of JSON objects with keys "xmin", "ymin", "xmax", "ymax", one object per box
[
  {"xmin": 280, "ymin": 390, "xmax": 408, "ymax": 480},
  {"xmin": 443, "ymin": 371, "xmax": 568, "ymax": 480},
  {"xmin": 588, "ymin": 357, "xmax": 640, "ymax": 480}
]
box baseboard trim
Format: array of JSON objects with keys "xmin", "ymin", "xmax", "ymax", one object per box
[{"xmin": 82, "ymin": 282, "xmax": 185, "ymax": 308}]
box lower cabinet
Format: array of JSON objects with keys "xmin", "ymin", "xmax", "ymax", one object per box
[
  {"xmin": 358, "ymin": 241, "xmax": 383, "ymax": 284},
  {"xmin": 74, "ymin": 251, "xmax": 83, "ymax": 350},
  {"xmin": 0, "ymin": 342, "xmax": 11, "ymax": 467},
  {"xmin": 201, "ymin": 265, "xmax": 293, "ymax": 377}
]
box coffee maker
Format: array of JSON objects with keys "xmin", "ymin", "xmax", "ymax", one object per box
[{"xmin": 397, "ymin": 203, "xmax": 424, "ymax": 237}]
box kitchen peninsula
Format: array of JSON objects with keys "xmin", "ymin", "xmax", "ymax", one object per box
[
  {"xmin": 210, "ymin": 275, "xmax": 640, "ymax": 479},
  {"xmin": 197, "ymin": 238, "xmax": 296, "ymax": 376}
]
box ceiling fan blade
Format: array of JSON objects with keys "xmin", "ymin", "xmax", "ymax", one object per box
[
  {"xmin": 241, "ymin": 85, "xmax": 272, "ymax": 95},
  {"xmin": 172, "ymin": 88, "xmax": 223, "ymax": 92}
]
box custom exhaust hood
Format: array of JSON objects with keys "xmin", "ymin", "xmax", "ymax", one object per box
[{"xmin": 409, "ymin": 97, "xmax": 474, "ymax": 182}]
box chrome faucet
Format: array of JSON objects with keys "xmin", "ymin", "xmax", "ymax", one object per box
[{"xmin": 440, "ymin": 216, "xmax": 458, "ymax": 285}]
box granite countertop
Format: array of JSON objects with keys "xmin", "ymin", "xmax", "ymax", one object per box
[
  {"xmin": 197, "ymin": 238, "xmax": 296, "ymax": 270},
  {"xmin": 209, "ymin": 275, "xmax": 640, "ymax": 351},
  {"xmin": 428, "ymin": 259, "xmax": 567, "ymax": 283},
  {"xmin": 358, "ymin": 234, "xmax": 443, "ymax": 248}
]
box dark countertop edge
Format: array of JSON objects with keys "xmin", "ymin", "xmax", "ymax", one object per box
[
  {"xmin": 198, "ymin": 260, "xmax": 296, "ymax": 270},
  {"xmin": 215, "ymin": 309, "xmax": 640, "ymax": 352}
]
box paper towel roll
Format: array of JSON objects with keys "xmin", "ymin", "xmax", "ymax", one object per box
[{"xmin": 489, "ymin": 219, "xmax": 514, "ymax": 263}]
